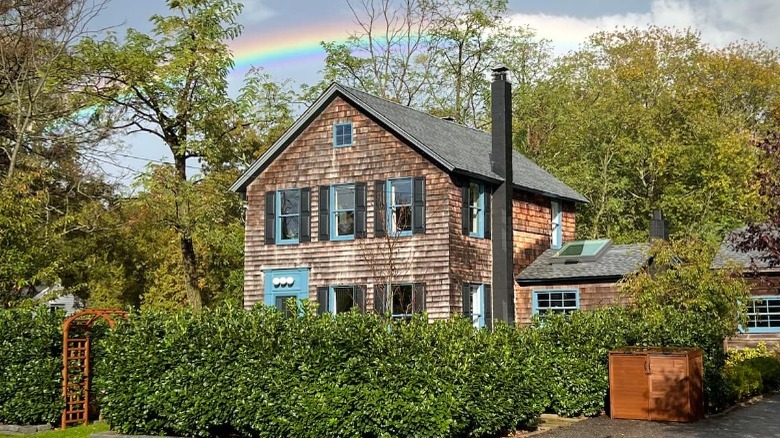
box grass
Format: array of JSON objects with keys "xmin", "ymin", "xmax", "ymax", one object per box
[{"xmin": 0, "ymin": 423, "xmax": 108, "ymax": 438}]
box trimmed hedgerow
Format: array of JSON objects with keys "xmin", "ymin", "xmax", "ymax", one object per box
[
  {"xmin": 95, "ymin": 306, "xmax": 550, "ymax": 438},
  {"xmin": 0, "ymin": 307, "xmax": 64, "ymax": 425}
]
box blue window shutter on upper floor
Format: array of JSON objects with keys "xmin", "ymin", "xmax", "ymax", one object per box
[
  {"xmin": 265, "ymin": 191, "xmax": 275, "ymax": 245},
  {"xmin": 318, "ymin": 186, "xmax": 330, "ymax": 241}
]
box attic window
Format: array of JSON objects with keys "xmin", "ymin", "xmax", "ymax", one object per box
[
  {"xmin": 333, "ymin": 122, "xmax": 353, "ymax": 147},
  {"xmin": 551, "ymin": 239, "xmax": 611, "ymax": 264}
]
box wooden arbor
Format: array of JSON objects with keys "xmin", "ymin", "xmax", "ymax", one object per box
[{"xmin": 61, "ymin": 309, "xmax": 127, "ymax": 429}]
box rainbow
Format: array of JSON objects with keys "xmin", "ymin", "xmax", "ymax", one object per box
[{"xmin": 230, "ymin": 22, "xmax": 353, "ymax": 73}]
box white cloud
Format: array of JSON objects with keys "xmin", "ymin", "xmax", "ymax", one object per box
[
  {"xmin": 509, "ymin": 0, "xmax": 780, "ymax": 53},
  {"xmin": 241, "ymin": 0, "xmax": 275, "ymax": 24}
]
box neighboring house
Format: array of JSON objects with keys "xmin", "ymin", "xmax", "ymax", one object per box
[
  {"xmin": 230, "ymin": 69, "xmax": 587, "ymax": 327},
  {"xmin": 33, "ymin": 285, "xmax": 83, "ymax": 316},
  {"xmin": 712, "ymin": 234, "xmax": 780, "ymax": 348}
]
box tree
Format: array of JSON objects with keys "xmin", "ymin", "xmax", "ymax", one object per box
[
  {"xmin": 619, "ymin": 237, "xmax": 751, "ymax": 339},
  {"xmin": 73, "ymin": 0, "xmax": 259, "ymax": 309},
  {"xmin": 0, "ymin": 0, "xmax": 109, "ymax": 181},
  {"xmin": 518, "ymin": 27, "xmax": 780, "ymax": 242},
  {"xmin": 320, "ymin": 0, "xmax": 544, "ymax": 127},
  {"xmin": 730, "ymin": 132, "xmax": 780, "ymax": 267}
]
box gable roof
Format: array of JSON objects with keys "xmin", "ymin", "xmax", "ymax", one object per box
[
  {"xmin": 230, "ymin": 83, "xmax": 588, "ymax": 203},
  {"xmin": 712, "ymin": 230, "xmax": 779, "ymax": 272},
  {"xmin": 516, "ymin": 243, "xmax": 650, "ymax": 285}
]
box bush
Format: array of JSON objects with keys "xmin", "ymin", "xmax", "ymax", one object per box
[
  {"xmin": 96, "ymin": 305, "xmax": 549, "ymax": 438},
  {"xmin": 724, "ymin": 344, "xmax": 780, "ymax": 400},
  {"xmin": 0, "ymin": 307, "xmax": 64, "ymax": 425}
]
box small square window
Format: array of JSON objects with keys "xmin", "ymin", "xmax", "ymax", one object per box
[
  {"xmin": 391, "ymin": 284, "xmax": 414, "ymax": 319},
  {"xmin": 333, "ymin": 123, "xmax": 353, "ymax": 147},
  {"xmin": 331, "ymin": 286, "xmax": 356, "ymax": 314}
]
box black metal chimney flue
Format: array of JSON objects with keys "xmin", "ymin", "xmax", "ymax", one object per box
[
  {"xmin": 649, "ymin": 210, "xmax": 669, "ymax": 241},
  {"xmin": 490, "ymin": 66, "xmax": 515, "ymax": 327}
]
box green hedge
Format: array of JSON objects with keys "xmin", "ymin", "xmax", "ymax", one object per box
[
  {"xmin": 0, "ymin": 307, "xmax": 64, "ymax": 425},
  {"xmin": 530, "ymin": 305, "xmax": 735, "ymax": 416},
  {"xmin": 95, "ymin": 306, "xmax": 549, "ymax": 438}
]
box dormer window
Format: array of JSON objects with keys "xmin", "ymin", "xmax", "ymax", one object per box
[{"xmin": 333, "ymin": 122, "xmax": 353, "ymax": 147}]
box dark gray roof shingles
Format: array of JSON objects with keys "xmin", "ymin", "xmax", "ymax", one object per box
[
  {"xmin": 516, "ymin": 243, "xmax": 650, "ymax": 283},
  {"xmin": 712, "ymin": 233, "xmax": 777, "ymax": 271},
  {"xmin": 336, "ymin": 85, "xmax": 588, "ymax": 203}
]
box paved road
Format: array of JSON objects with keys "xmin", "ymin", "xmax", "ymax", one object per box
[{"xmin": 542, "ymin": 393, "xmax": 780, "ymax": 437}]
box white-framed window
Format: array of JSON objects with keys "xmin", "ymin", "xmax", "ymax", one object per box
[
  {"xmin": 333, "ymin": 122, "xmax": 353, "ymax": 147},
  {"xmin": 533, "ymin": 289, "xmax": 579, "ymax": 315},
  {"xmin": 551, "ymin": 200, "xmax": 562, "ymax": 248},
  {"xmin": 467, "ymin": 284, "xmax": 484, "ymax": 328},
  {"xmin": 330, "ymin": 184, "xmax": 355, "ymax": 240},
  {"xmin": 745, "ymin": 296, "xmax": 780, "ymax": 333}
]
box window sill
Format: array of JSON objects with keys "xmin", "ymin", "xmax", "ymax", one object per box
[
  {"xmin": 275, "ymin": 239, "xmax": 300, "ymax": 246},
  {"xmin": 330, "ymin": 234, "xmax": 355, "ymax": 242}
]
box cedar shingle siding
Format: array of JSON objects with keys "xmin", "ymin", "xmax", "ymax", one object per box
[{"xmin": 238, "ymin": 85, "xmax": 585, "ymax": 321}]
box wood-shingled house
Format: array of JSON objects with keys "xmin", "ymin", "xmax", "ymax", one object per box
[{"xmin": 230, "ymin": 69, "xmax": 587, "ymax": 328}]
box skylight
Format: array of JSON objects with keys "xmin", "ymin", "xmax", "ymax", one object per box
[{"xmin": 551, "ymin": 239, "xmax": 612, "ymax": 264}]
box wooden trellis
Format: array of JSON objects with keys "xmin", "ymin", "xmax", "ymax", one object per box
[{"xmin": 61, "ymin": 309, "xmax": 127, "ymax": 429}]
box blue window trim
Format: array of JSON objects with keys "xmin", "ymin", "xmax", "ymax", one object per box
[
  {"xmin": 468, "ymin": 182, "xmax": 485, "ymax": 238},
  {"xmin": 276, "ymin": 189, "xmax": 300, "ymax": 245},
  {"xmin": 329, "ymin": 285, "xmax": 356, "ymax": 315},
  {"xmin": 330, "ymin": 183, "xmax": 355, "ymax": 241},
  {"xmin": 391, "ymin": 283, "xmax": 415, "ymax": 319},
  {"xmin": 551, "ymin": 200, "xmax": 562, "ymax": 249},
  {"xmin": 263, "ymin": 268, "xmax": 310, "ymax": 311},
  {"xmin": 532, "ymin": 289, "xmax": 580, "ymax": 315},
  {"xmin": 742, "ymin": 295, "xmax": 780, "ymax": 333},
  {"xmin": 387, "ymin": 177, "xmax": 413, "ymax": 237},
  {"xmin": 467, "ymin": 283, "xmax": 485, "ymax": 328},
  {"xmin": 333, "ymin": 122, "xmax": 353, "ymax": 147}
]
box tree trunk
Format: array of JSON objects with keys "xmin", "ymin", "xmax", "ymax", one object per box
[{"xmin": 174, "ymin": 155, "xmax": 203, "ymax": 309}]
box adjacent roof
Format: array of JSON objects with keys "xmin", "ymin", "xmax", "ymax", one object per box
[
  {"xmin": 230, "ymin": 83, "xmax": 588, "ymax": 203},
  {"xmin": 516, "ymin": 243, "xmax": 650, "ymax": 285},
  {"xmin": 712, "ymin": 231, "xmax": 779, "ymax": 272}
]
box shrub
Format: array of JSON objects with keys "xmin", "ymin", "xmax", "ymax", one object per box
[
  {"xmin": 96, "ymin": 305, "xmax": 549, "ymax": 438},
  {"xmin": 0, "ymin": 307, "xmax": 64, "ymax": 425},
  {"xmin": 724, "ymin": 344, "xmax": 780, "ymax": 400}
]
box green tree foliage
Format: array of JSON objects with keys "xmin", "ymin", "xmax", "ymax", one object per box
[
  {"xmin": 72, "ymin": 0, "xmax": 294, "ymax": 309},
  {"xmin": 620, "ymin": 237, "xmax": 751, "ymax": 338},
  {"xmin": 518, "ymin": 27, "xmax": 780, "ymax": 241}
]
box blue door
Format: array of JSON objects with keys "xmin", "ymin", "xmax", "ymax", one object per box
[{"xmin": 264, "ymin": 268, "xmax": 309, "ymax": 314}]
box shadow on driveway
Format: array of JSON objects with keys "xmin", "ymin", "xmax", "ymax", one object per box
[{"xmin": 541, "ymin": 393, "xmax": 780, "ymax": 437}]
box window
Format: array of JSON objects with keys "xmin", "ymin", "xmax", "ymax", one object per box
[
  {"xmin": 333, "ymin": 122, "xmax": 353, "ymax": 147},
  {"xmin": 468, "ymin": 182, "xmax": 484, "ymax": 238},
  {"xmin": 264, "ymin": 268, "xmax": 309, "ymax": 316},
  {"xmin": 276, "ymin": 189, "xmax": 300, "ymax": 244},
  {"xmin": 331, "ymin": 184, "xmax": 355, "ymax": 240},
  {"xmin": 745, "ymin": 296, "xmax": 780, "ymax": 333},
  {"xmin": 466, "ymin": 284, "xmax": 484, "ymax": 328},
  {"xmin": 392, "ymin": 284, "xmax": 414, "ymax": 319},
  {"xmin": 551, "ymin": 239, "xmax": 611, "ymax": 264},
  {"xmin": 330, "ymin": 286, "xmax": 357, "ymax": 314},
  {"xmin": 533, "ymin": 289, "xmax": 579, "ymax": 315},
  {"xmin": 551, "ymin": 200, "xmax": 562, "ymax": 248},
  {"xmin": 388, "ymin": 178, "xmax": 413, "ymax": 235}
]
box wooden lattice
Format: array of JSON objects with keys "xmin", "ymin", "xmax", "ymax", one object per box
[{"xmin": 61, "ymin": 309, "xmax": 127, "ymax": 429}]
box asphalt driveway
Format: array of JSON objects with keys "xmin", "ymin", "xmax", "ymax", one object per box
[{"xmin": 541, "ymin": 393, "xmax": 780, "ymax": 437}]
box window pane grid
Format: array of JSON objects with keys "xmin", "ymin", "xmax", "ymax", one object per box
[
  {"xmin": 468, "ymin": 183, "xmax": 482, "ymax": 236},
  {"xmin": 278, "ymin": 189, "xmax": 300, "ymax": 241},
  {"xmin": 334, "ymin": 123, "xmax": 352, "ymax": 146},
  {"xmin": 332, "ymin": 185, "xmax": 355, "ymax": 238},
  {"xmin": 747, "ymin": 297, "xmax": 780, "ymax": 329},
  {"xmin": 388, "ymin": 179, "xmax": 412, "ymax": 234},
  {"xmin": 535, "ymin": 290, "xmax": 578, "ymax": 315}
]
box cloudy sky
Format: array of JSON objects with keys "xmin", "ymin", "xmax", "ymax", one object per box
[{"xmin": 90, "ymin": 0, "xmax": 780, "ymax": 182}]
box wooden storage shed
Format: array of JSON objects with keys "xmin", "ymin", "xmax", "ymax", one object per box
[{"xmin": 609, "ymin": 347, "xmax": 704, "ymax": 422}]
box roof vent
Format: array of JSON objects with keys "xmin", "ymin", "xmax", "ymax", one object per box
[{"xmin": 551, "ymin": 239, "xmax": 612, "ymax": 264}]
